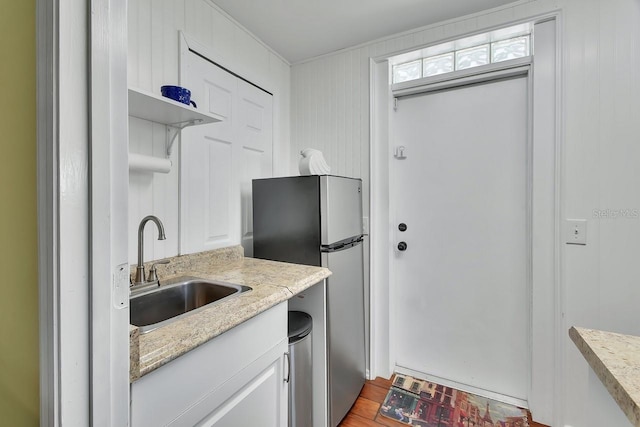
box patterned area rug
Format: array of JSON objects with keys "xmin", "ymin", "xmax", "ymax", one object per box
[{"xmin": 379, "ymin": 374, "xmax": 529, "ymax": 427}]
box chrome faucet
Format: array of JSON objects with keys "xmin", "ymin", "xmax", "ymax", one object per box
[{"xmin": 132, "ymin": 215, "xmax": 167, "ymax": 286}]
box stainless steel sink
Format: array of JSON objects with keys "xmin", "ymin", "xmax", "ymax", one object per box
[{"xmin": 130, "ymin": 276, "xmax": 251, "ymax": 333}]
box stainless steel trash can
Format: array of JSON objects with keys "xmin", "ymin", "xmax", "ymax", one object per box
[{"xmin": 288, "ymin": 311, "xmax": 313, "ymax": 427}]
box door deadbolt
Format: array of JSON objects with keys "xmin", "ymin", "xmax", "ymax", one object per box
[
  {"xmin": 398, "ymin": 223, "xmax": 407, "ymax": 232},
  {"xmin": 397, "ymin": 241, "xmax": 407, "ymax": 251}
]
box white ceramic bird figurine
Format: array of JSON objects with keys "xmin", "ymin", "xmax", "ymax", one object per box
[{"xmin": 299, "ymin": 148, "xmax": 331, "ymax": 175}]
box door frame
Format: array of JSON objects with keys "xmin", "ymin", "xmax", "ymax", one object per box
[
  {"xmin": 36, "ymin": 0, "xmax": 59, "ymax": 422},
  {"xmin": 88, "ymin": 0, "xmax": 131, "ymax": 425},
  {"xmin": 37, "ymin": 0, "xmax": 130, "ymax": 425},
  {"xmin": 369, "ymin": 14, "xmax": 563, "ymax": 426}
]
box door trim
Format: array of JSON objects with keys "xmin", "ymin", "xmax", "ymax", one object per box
[
  {"xmin": 369, "ymin": 14, "xmax": 563, "ymax": 426},
  {"xmin": 391, "ymin": 57, "xmax": 531, "ymax": 97},
  {"xmin": 37, "ymin": 0, "xmax": 130, "ymax": 424},
  {"xmin": 36, "ymin": 0, "xmax": 60, "ymax": 423},
  {"xmin": 89, "ymin": 0, "xmax": 131, "ymax": 425},
  {"xmin": 396, "ymin": 366, "xmax": 528, "ymax": 409}
]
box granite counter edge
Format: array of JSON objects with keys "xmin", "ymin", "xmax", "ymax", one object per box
[
  {"xmin": 130, "ymin": 266, "xmax": 331, "ymax": 382},
  {"xmin": 569, "ymin": 326, "xmax": 640, "ymax": 427}
]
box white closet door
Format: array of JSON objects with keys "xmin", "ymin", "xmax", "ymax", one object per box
[
  {"xmin": 181, "ymin": 52, "xmax": 273, "ymax": 255},
  {"xmin": 238, "ymin": 80, "xmax": 273, "ymax": 256}
]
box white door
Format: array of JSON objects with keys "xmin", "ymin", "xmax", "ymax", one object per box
[
  {"xmin": 391, "ymin": 76, "xmax": 530, "ymax": 401},
  {"xmin": 238, "ymin": 80, "xmax": 273, "ymax": 256},
  {"xmin": 181, "ymin": 52, "xmax": 273, "ymax": 255}
]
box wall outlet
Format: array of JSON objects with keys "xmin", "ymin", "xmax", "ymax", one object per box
[{"xmin": 566, "ymin": 219, "xmax": 587, "ymax": 245}]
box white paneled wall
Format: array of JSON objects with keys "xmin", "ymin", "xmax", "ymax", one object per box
[
  {"xmin": 292, "ymin": 0, "xmax": 640, "ymax": 426},
  {"xmin": 127, "ymin": 0, "xmax": 290, "ymax": 264},
  {"xmin": 561, "ymin": 1, "xmax": 640, "ymax": 426}
]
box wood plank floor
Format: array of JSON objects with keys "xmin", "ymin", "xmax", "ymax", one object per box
[{"xmin": 338, "ymin": 377, "xmax": 549, "ymax": 427}]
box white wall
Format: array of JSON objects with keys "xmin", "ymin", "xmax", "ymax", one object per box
[
  {"xmin": 291, "ymin": 0, "xmax": 640, "ymax": 426},
  {"xmin": 127, "ymin": 0, "xmax": 290, "ymax": 264},
  {"xmin": 561, "ymin": 1, "xmax": 640, "ymax": 426}
]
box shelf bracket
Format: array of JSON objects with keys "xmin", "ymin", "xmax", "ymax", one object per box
[{"xmin": 165, "ymin": 119, "xmax": 203, "ymax": 157}]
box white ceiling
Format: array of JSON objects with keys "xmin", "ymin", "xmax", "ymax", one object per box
[{"xmin": 210, "ymin": 0, "xmax": 523, "ymax": 63}]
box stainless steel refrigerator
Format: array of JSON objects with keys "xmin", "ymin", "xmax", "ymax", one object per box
[{"xmin": 252, "ymin": 175, "xmax": 366, "ymax": 427}]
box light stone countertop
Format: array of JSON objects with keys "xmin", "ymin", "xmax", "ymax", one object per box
[
  {"xmin": 129, "ymin": 246, "xmax": 331, "ymax": 382},
  {"xmin": 569, "ymin": 326, "xmax": 640, "ymax": 426}
]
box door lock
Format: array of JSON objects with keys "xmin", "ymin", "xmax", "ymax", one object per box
[
  {"xmin": 398, "ymin": 223, "xmax": 407, "ymax": 232},
  {"xmin": 397, "ymin": 241, "xmax": 407, "ymax": 251}
]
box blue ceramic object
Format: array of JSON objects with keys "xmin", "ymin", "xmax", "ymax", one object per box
[{"xmin": 161, "ymin": 85, "xmax": 197, "ymax": 108}]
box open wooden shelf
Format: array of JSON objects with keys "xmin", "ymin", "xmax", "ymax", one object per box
[{"xmin": 128, "ymin": 87, "xmax": 224, "ymax": 127}]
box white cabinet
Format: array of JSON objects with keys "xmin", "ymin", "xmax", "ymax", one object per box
[{"xmin": 131, "ymin": 303, "xmax": 287, "ymax": 427}]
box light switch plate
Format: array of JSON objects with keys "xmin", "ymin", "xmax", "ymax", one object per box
[
  {"xmin": 113, "ymin": 262, "xmax": 130, "ymax": 309},
  {"xmin": 566, "ymin": 219, "xmax": 587, "ymax": 245}
]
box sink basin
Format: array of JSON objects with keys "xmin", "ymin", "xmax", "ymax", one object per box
[{"xmin": 130, "ymin": 276, "xmax": 251, "ymax": 333}]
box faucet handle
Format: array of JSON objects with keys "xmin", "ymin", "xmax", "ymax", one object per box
[{"xmin": 147, "ymin": 259, "xmax": 170, "ymax": 284}]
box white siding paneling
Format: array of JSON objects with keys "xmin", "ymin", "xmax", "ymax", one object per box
[{"xmin": 127, "ymin": 0, "xmax": 289, "ymax": 264}]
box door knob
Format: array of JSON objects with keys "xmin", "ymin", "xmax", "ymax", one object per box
[
  {"xmin": 398, "ymin": 223, "xmax": 407, "ymax": 232},
  {"xmin": 397, "ymin": 241, "xmax": 407, "ymax": 251}
]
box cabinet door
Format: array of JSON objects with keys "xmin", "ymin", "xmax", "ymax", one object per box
[{"xmin": 195, "ymin": 346, "xmax": 287, "ymax": 427}]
